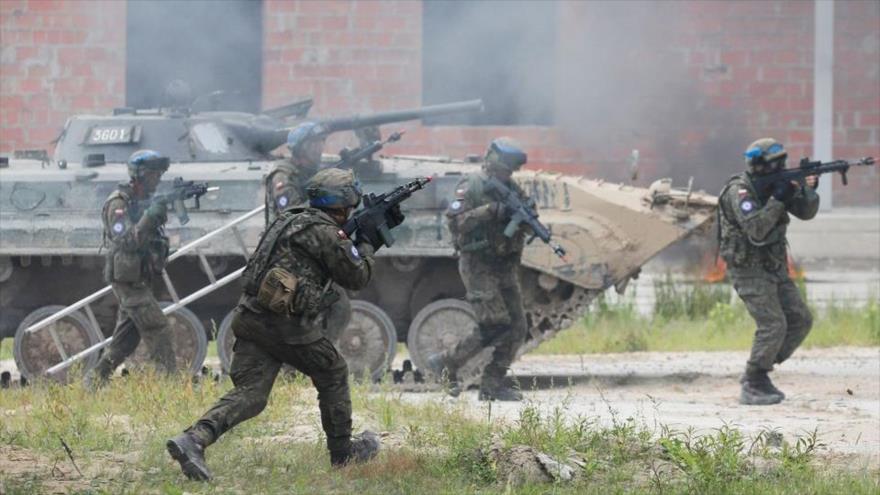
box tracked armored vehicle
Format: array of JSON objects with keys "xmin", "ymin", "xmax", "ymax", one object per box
[{"xmin": 1, "ymin": 98, "xmax": 716, "ymax": 383}]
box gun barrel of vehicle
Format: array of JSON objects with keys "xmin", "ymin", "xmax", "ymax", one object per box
[{"xmin": 320, "ymin": 100, "xmax": 483, "ymax": 133}]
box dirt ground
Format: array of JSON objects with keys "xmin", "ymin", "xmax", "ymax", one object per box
[
  {"xmin": 2, "ymin": 346, "xmax": 878, "ymax": 475},
  {"xmin": 402, "ymin": 346, "xmax": 880, "ymax": 469}
]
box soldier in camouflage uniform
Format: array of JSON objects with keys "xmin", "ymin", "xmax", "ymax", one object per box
[
  {"xmin": 167, "ymin": 169, "xmax": 384, "ymax": 480},
  {"xmin": 718, "ymin": 138, "xmax": 819, "ymax": 405},
  {"xmin": 265, "ymin": 122, "xmax": 351, "ymax": 342},
  {"xmin": 87, "ymin": 150, "xmax": 177, "ymax": 387},
  {"xmin": 429, "ymin": 138, "xmax": 531, "ymax": 401}
]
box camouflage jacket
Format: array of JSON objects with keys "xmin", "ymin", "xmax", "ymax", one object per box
[
  {"xmin": 264, "ymin": 159, "xmax": 319, "ymax": 224},
  {"xmin": 718, "ymin": 172, "xmax": 819, "ymax": 277},
  {"xmin": 239, "ymin": 207, "xmax": 375, "ymax": 344},
  {"xmin": 102, "ymin": 184, "xmax": 169, "ymax": 285},
  {"xmin": 446, "ymin": 171, "xmax": 527, "ymax": 260}
]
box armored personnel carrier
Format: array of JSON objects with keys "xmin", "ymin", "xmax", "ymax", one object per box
[{"xmin": 1, "ymin": 97, "xmax": 716, "ymax": 383}]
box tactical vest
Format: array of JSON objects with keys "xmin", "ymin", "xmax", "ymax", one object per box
[
  {"xmin": 456, "ymin": 173, "xmax": 526, "ymax": 257},
  {"xmin": 242, "ymin": 208, "xmax": 339, "ymax": 317},
  {"xmin": 717, "ymin": 173, "xmax": 789, "ymax": 273},
  {"xmin": 102, "ymin": 184, "xmax": 168, "ymax": 284}
]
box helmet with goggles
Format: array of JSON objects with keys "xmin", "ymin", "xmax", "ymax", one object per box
[
  {"xmin": 127, "ymin": 149, "xmax": 170, "ymax": 179},
  {"xmin": 744, "ymin": 138, "xmax": 787, "ymax": 174}
]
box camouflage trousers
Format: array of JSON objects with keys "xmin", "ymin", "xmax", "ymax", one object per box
[
  {"xmin": 94, "ymin": 282, "xmax": 176, "ymax": 379},
  {"xmin": 452, "ymin": 254, "xmax": 527, "ymax": 386},
  {"xmin": 731, "ymin": 274, "xmax": 813, "ymax": 372},
  {"xmin": 187, "ymin": 307, "xmax": 352, "ymax": 455}
]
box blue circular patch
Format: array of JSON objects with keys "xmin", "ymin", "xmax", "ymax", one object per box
[
  {"xmin": 350, "ymin": 245, "xmax": 360, "ymax": 259},
  {"xmin": 276, "ymin": 195, "xmax": 288, "ymax": 208},
  {"xmin": 112, "ymin": 222, "xmax": 124, "ymax": 233},
  {"xmin": 740, "ymin": 200, "xmax": 754, "ymax": 213},
  {"xmin": 450, "ymin": 200, "xmax": 462, "ymax": 210}
]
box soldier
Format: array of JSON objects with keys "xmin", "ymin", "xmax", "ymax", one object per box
[
  {"xmin": 265, "ymin": 122, "xmax": 351, "ymax": 341},
  {"xmin": 429, "ymin": 138, "xmax": 531, "ymax": 401},
  {"xmin": 718, "ymin": 138, "xmax": 819, "ymax": 405},
  {"xmin": 264, "ymin": 121, "xmax": 327, "ymax": 222},
  {"xmin": 167, "ymin": 169, "xmax": 383, "ymax": 480},
  {"xmin": 87, "ymin": 150, "xmax": 177, "ymax": 387}
]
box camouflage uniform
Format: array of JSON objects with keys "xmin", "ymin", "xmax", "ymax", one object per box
[
  {"xmin": 444, "ymin": 170, "xmax": 529, "ymax": 395},
  {"xmin": 264, "ymin": 160, "xmax": 316, "ymax": 224},
  {"xmin": 93, "ymin": 184, "xmax": 177, "ymax": 380},
  {"xmin": 264, "ymin": 160, "xmax": 352, "ymax": 342},
  {"xmin": 718, "ymin": 170, "xmax": 819, "ymax": 395},
  {"xmin": 184, "ymin": 207, "xmax": 374, "ymax": 460}
]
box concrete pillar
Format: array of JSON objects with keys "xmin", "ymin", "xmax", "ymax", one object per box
[{"xmin": 813, "ymin": 0, "xmax": 834, "ymax": 210}]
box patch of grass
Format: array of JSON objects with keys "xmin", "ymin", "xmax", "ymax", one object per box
[
  {"xmin": 1, "ymin": 372, "xmax": 876, "ymax": 494},
  {"xmin": 534, "ymin": 293, "xmax": 880, "ymax": 355},
  {"xmin": 0, "ymin": 338, "xmax": 12, "ymax": 361},
  {"xmin": 653, "ymin": 272, "xmax": 732, "ymax": 321}
]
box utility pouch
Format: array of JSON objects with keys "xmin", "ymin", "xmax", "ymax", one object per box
[
  {"xmin": 256, "ymin": 267, "xmax": 299, "ymax": 315},
  {"xmin": 112, "ymin": 251, "xmax": 142, "ymax": 283},
  {"xmin": 148, "ymin": 236, "xmax": 170, "ymax": 275}
]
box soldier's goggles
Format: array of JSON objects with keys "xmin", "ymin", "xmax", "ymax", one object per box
[{"xmin": 744, "ymin": 143, "xmax": 785, "ymax": 160}]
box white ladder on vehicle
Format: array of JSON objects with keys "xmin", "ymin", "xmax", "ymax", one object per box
[{"xmin": 23, "ymin": 205, "xmax": 265, "ymax": 376}]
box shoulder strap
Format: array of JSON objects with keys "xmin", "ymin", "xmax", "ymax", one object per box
[{"xmin": 242, "ymin": 209, "xmax": 312, "ymax": 295}]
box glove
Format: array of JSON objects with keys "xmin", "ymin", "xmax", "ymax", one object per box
[
  {"xmin": 145, "ymin": 200, "xmax": 168, "ymax": 224},
  {"xmin": 354, "ymin": 214, "xmax": 385, "ymax": 252},
  {"xmin": 770, "ymin": 181, "xmax": 792, "ymax": 202},
  {"xmin": 385, "ymin": 205, "xmax": 405, "ymax": 229}
]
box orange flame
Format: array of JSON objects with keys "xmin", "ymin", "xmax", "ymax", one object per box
[{"xmin": 701, "ymin": 254, "xmax": 805, "ymax": 282}]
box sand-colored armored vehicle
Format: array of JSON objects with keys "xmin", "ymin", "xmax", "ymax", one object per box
[{"xmin": 1, "ymin": 97, "xmax": 716, "ymax": 383}]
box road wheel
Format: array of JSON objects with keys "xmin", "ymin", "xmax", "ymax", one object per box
[
  {"xmin": 337, "ymin": 300, "xmax": 396, "ymax": 382},
  {"xmin": 127, "ymin": 303, "xmax": 208, "ymax": 376},
  {"xmin": 406, "ymin": 298, "xmax": 479, "ymax": 373},
  {"xmin": 13, "ymin": 305, "xmax": 102, "ymax": 382}
]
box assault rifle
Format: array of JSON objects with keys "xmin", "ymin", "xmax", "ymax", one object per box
[
  {"xmin": 751, "ymin": 156, "xmax": 875, "ymax": 197},
  {"xmin": 484, "ymin": 176, "xmax": 567, "ymax": 260},
  {"xmin": 342, "ymin": 177, "xmax": 432, "ymax": 249},
  {"xmin": 152, "ymin": 177, "xmax": 219, "ymax": 225},
  {"xmin": 333, "ymin": 130, "xmax": 404, "ymax": 169}
]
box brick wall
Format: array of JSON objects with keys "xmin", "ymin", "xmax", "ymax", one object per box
[
  {"xmin": 0, "ymin": 0, "xmax": 126, "ymax": 152},
  {"xmin": 262, "ymin": 0, "xmax": 577, "ymax": 172},
  {"xmin": 832, "ymin": 0, "xmax": 879, "ymax": 206},
  {"xmin": 1, "ymin": 0, "xmax": 876, "ymax": 205}
]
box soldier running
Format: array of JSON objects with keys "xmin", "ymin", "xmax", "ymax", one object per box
[
  {"xmin": 429, "ymin": 138, "xmax": 532, "ymax": 401},
  {"xmin": 167, "ymin": 169, "xmax": 385, "ymax": 480},
  {"xmin": 87, "ymin": 150, "xmax": 178, "ymax": 387}
]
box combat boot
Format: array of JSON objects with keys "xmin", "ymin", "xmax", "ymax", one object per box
[
  {"xmin": 739, "ymin": 369, "xmax": 784, "ymax": 406},
  {"xmin": 478, "ymin": 383, "xmax": 523, "ymax": 402},
  {"xmin": 166, "ymin": 432, "xmax": 212, "ymax": 481},
  {"xmin": 739, "ymin": 370, "xmax": 786, "ymax": 399},
  {"xmin": 330, "ymin": 430, "xmax": 381, "ymax": 467},
  {"xmin": 426, "ymin": 353, "xmax": 461, "ymax": 397}
]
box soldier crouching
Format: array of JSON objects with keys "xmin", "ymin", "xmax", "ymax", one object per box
[{"xmin": 166, "ymin": 169, "xmax": 381, "ymax": 481}]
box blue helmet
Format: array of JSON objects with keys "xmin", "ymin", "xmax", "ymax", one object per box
[
  {"xmin": 744, "ymin": 138, "xmax": 787, "ymax": 172},
  {"xmin": 485, "ymin": 137, "xmax": 527, "ymax": 172},
  {"xmin": 127, "ymin": 149, "xmax": 169, "ymax": 178},
  {"xmin": 287, "ymin": 122, "xmax": 326, "ymax": 153}
]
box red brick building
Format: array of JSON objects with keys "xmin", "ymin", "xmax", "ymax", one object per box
[{"xmin": 1, "ymin": 0, "xmax": 878, "ymax": 205}]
